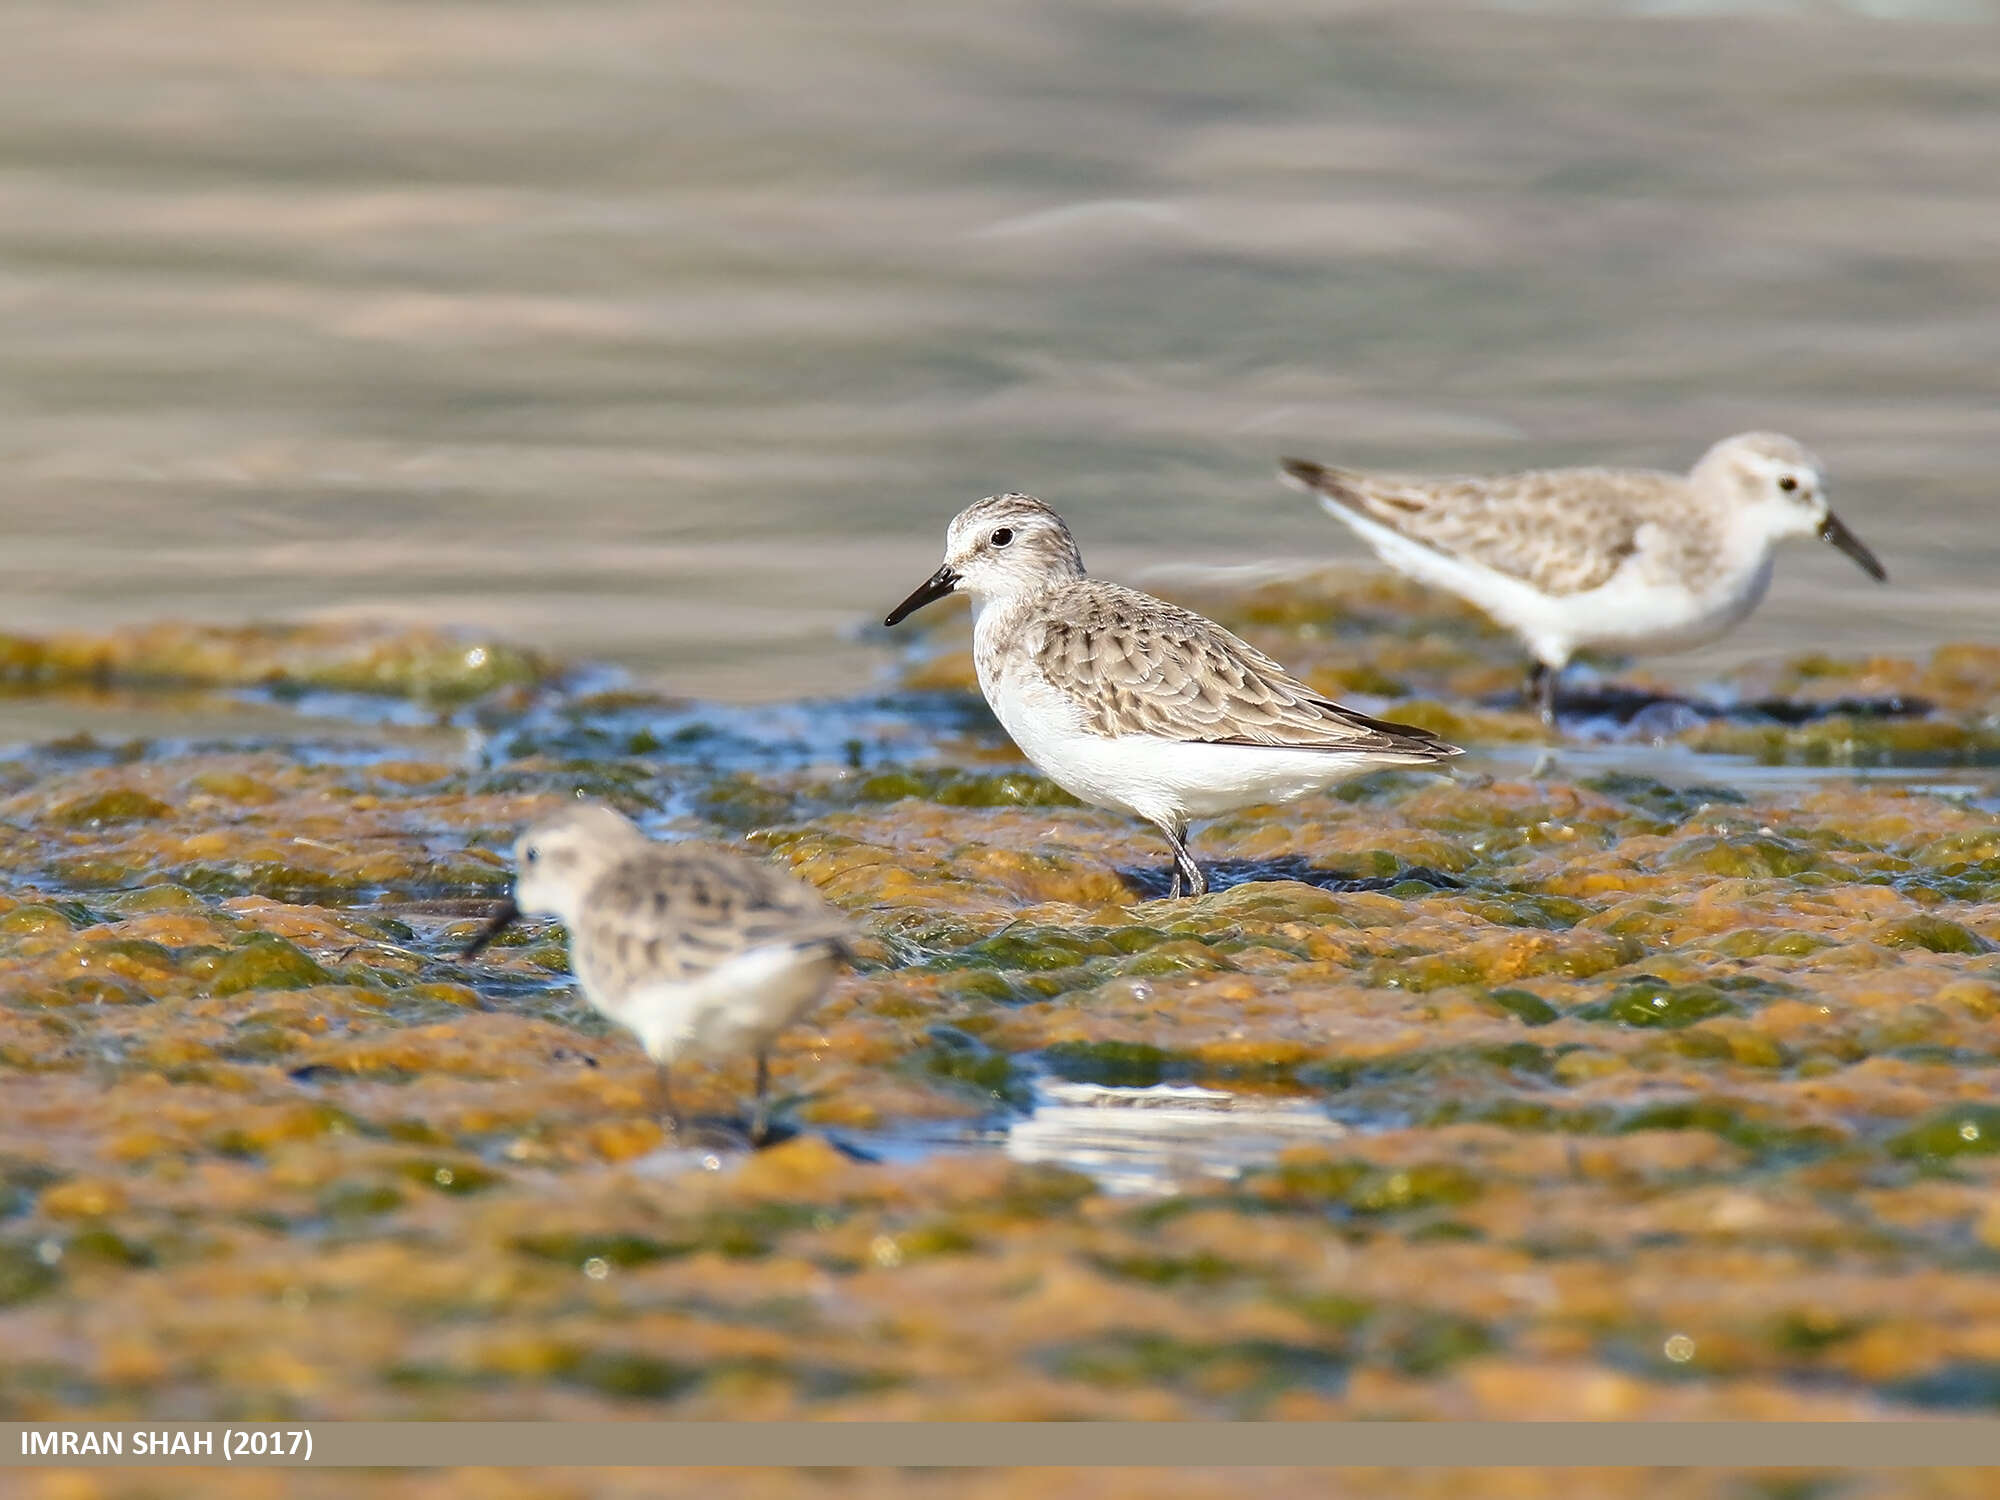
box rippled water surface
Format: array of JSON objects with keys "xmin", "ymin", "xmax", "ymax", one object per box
[{"xmin": 2, "ymin": 0, "xmax": 1996, "ymax": 709}]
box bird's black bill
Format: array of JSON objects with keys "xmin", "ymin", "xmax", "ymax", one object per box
[
  {"xmin": 459, "ymin": 898, "xmax": 521, "ymax": 958},
  {"xmin": 1820, "ymin": 513, "xmax": 1886, "ymax": 582},
  {"xmin": 883, "ymin": 565, "xmax": 960, "ymax": 627}
]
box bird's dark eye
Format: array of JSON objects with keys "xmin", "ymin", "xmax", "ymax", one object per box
[
  {"xmin": 1777, "ymin": 475, "xmax": 1798, "ymax": 493},
  {"xmin": 990, "ymin": 528, "xmax": 1015, "ymax": 547},
  {"xmin": 524, "ymin": 847, "xmax": 540, "ymax": 865}
]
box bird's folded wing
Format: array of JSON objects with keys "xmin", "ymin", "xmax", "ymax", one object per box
[
  {"xmin": 1281, "ymin": 458, "xmax": 1659, "ymax": 597},
  {"xmin": 588, "ymin": 851, "xmax": 852, "ymax": 985},
  {"xmin": 1033, "ymin": 582, "xmax": 1456, "ymax": 756}
]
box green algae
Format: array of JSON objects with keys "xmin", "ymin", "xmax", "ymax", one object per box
[
  {"xmin": 0, "ymin": 1242, "xmax": 59, "ymax": 1307},
  {"xmin": 1384, "ymin": 1311, "xmax": 1496, "ymax": 1376},
  {"xmin": 62, "ymin": 1226, "xmax": 154, "ymax": 1268},
  {"xmin": 946, "ymin": 927, "xmax": 1120, "ymax": 972},
  {"xmin": 1426, "ymin": 1096, "xmax": 1620, "ymax": 1135},
  {"xmin": 0, "ymin": 622, "xmax": 554, "ymax": 704},
  {"xmin": 1040, "ymin": 1040, "xmax": 1175, "ymax": 1087},
  {"xmin": 1707, "ymin": 927, "xmax": 1833, "ymax": 959},
  {"xmin": 994, "ymin": 1165, "xmax": 1098, "ymax": 1219},
  {"xmin": 694, "ymin": 774, "xmax": 797, "ymax": 831},
  {"xmin": 209, "ymin": 936, "xmax": 331, "ymax": 996},
  {"xmin": 1684, "ymin": 716, "xmax": 2000, "ymax": 769},
  {"xmin": 1577, "ymin": 977, "xmax": 1741, "ymax": 1030},
  {"xmin": 39, "ymin": 974, "xmax": 154, "ymax": 1008},
  {"xmin": 1279, "ymin": 1291, "xmax": 1493, "ymax": 1374},
  {"xmin": 1044, "ymin": 1332, "xmax": 1347, "ymax": 1408},
  {"xmin": 1614, "ymin": 1099, "xmax": 1845, "ymax": 1160},
  {"xmin": 1087, "ymin": 1248, "xmax": 1240, "ymax": 1286},
  {"xmin": 512, "ymin": 1232, "xmax": 692, "ymax": 1269},
  {"xmin": 317, "ymin": 1181, "xmax": 407, "ymax": 1221},
  {"xmin": 1120, "ymin": 941, "xmax": 1238, "ymax": 977},
  {"xmin": 45, "ymin": 789, "xmax": 174, "ymax": 827},
  {"xmin": 842, "ymin": 766, "xmax": 1079, "ymax": 808},
  {"xmin": 1260, "ymin": 1157, "xmax": 1483, "ymax": 1215},
  {"xmin": 1478, "ymin": 988, "xmax": 1561, "ymax": 1026},
  {"xmin": 1459, "ymin": 892, "xmax": 1590, "ymax": 929},
  {"xmin": 922, "ymin": 1030, "xmax": 1032, "ymax": 1109},
  {"xmin": 1666, "ymin": 835, "xmax": 1822, "ymax": 879},
  {"xmin": 1867, "ymin": 915, "xmax": 1991, "ymax": 955},
  {"xmin": 556, "ymin": 1349, "xmax": 698, "ymax": 1401},
  {"xmin": 1888, "ymin": 1105, "xmax": 2000, "ymax": 1162},
  {"xmin": 0, "ymin": 904, "xmax": 82, "ymax": 938},
  {"xmin": 1583, "ymin": 772, "xmax": 1748, "ymax": 819},
  {"xmin": 397, "ymin": 1160, "xmax": 504, "ymax": 1196},
  {"xmin": 177, "ymin": 862, "xmax": 372, "ymax": 905},
  {"xmin": 105, "ymin": 885, "xmax": 211, "ymax": 916},
  {"xmin": 1372, "ymin": 953, "xmax": 1487, "ymax": 991}
]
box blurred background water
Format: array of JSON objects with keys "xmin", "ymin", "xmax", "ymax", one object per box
[{"xmin": 1, "ymin": 0, "xmax": 1995, "ymax": 703}]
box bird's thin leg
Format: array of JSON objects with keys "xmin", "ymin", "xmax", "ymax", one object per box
[
  {"xmin": 749, "ymin": 1050, "xmax": 771, "ymax": 1146},
  {"xmin": 1528, "ymin": 661, "xmax": 1560, "ymax": 730},
  {"xmin": 1160, "ymin": 821, "xmax": 1206, "ymax": 899},
  {"xmin": 656, "ymin": 1062, "xmax": 681, "ymax": 1138},
  {"xmin": 1528, "ymin": 661, "xmax": 1565, "ymax": 778},
  {"xmin": 1183, "ymin": 849, "xmax": 1208, "ymax": 898}
]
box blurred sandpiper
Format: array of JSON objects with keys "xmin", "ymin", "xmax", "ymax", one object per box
[
  {"xmin": 461, "ymin": 802, "xmax": 851, "ymax": 1143},
  {"xmin": 1280, "ymin": 432, "xmax": 1886, "ymax": 728}
]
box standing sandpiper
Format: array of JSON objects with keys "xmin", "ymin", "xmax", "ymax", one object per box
[
  {"xmin": 883, "ymin": 494, "xmax": 1459, "ymax": 897},
  {"xmin": 1280, "ymin": 432, "xmax": 1886, "ymax": 728},
  {"xmin": 461, "ymin": 802, "xmax": 852, "ymax": 1143}
]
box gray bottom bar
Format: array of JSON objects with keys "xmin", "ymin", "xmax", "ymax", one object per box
[{"xmin": 3, "ymin": 1422, "xmax": 1998, "ymax": 1468}]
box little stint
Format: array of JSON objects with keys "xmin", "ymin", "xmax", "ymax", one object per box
[
  {"xmin": 1280, "ymin": 432, "xmax": 1885, "ymax": 727},
  {"xmin": 884, "ymin": 493, "xmax": 1459, "ymax": 896},
  {"xmin": 461, "ymin": 802, "xmax": 851, "ymax": 1142}
]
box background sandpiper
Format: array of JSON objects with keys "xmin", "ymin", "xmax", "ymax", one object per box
[
  {"xmin": 1280, "ymin": 432, "xmax": 1886, "ymax": 728},
  {"xmin": 884, "ymin": 493, "xmax": 1459, "ymax": 897},
  {"xmin": 462, "ymin": 802, "xmax": 852, "ymax": 1142}
]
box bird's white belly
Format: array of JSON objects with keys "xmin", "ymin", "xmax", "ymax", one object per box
[
  {"xmin": 983, "ymin": 662, "xmax": 1410, "ymax": 829},
  {"xmin": 1325, "ymin": 500, "xmax": 1775, "ymax": 666},
  {"xmin": 587, "ymin": 944, "xmax": 841, "ymax": 1066},
  {"xmin": 1561, "ymin": 554, "xmax": 1775, "ymax": 656}
]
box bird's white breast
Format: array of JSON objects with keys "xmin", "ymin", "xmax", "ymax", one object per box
[
  {"xmin": 973, "ymin": 596, "xmax": 1422, "ymax": 829},
  {"xmin": 579, "ymin": 942, "xmax": 840, "ymax": 1066}
]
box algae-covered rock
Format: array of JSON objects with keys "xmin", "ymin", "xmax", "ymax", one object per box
[
  {"xmin": 3, "ymin": 595, "xmax": 2000, "ymax": 1427},
  {"xmin": 1479, "ymin": 988, "xmax": 1561, "ymax": 1026},
  {"xmin": 0, "ymin": 904, "xmax": 83, "ymax": 939},
  {"xmin": 1577, "ymin": 978, "xmax": 1740, "ymax": 1030},
  {"xmin": 0, "ymin": 621, "xmax": 555, "ymax": 703},
  {"xmin": 1257, "ymin": 1153, "xmax": 1483, "ymax": 1215},
  {"xmin": 1682, "ymin": 715, "xmax": 2000, "ymax": 768},
  {"xmin": 1665, "ymin": 836, "xmax": 1821, "ymax": 879},
  {"xmin": 1039, "ymin": 1039, "xmax": 1176, "ymax": 1087},
  {"xmin": 1888, "ymin": 1105, "xmax": 2000, "ymax": 1162},
  {"xmin": 0, "ymin": 1242, "xmax": 59, "ymax": 1308},
  {"xmin": 842, "ymin": 767, "xmax": 1079, "ymax": 809},
  {"xmin": 45, "ymin": 788, "xmax": 175, "ymax": 827},
  {"xmin": 209, "ymin": 936, "xmax": 331, "ymax": 996},
  {"xmin": 1863, "ymin": 916, "xmax": 1991, "ymax": 955}
]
